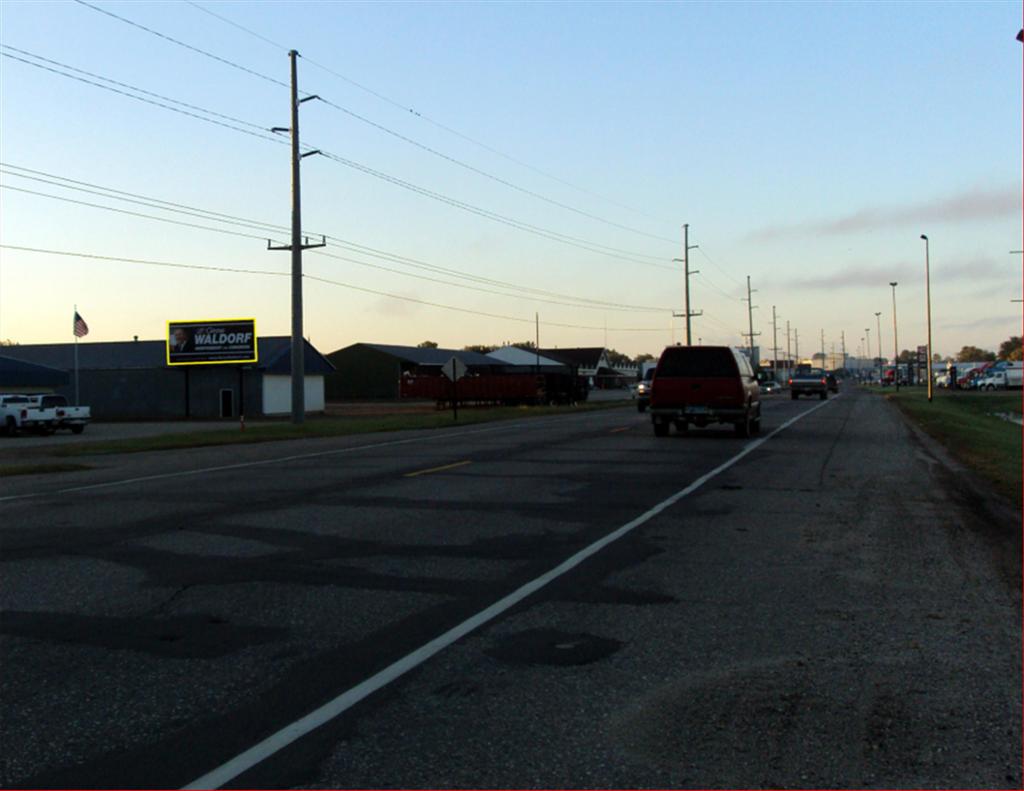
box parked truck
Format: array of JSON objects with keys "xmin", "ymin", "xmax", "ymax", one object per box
[
  {"xmin": 32, "ymin": 394, "xmax": 91, "ymax": 433},
  {"xmin": 977, "ymin": 363, "xmax": 1023, "ymax": 391},
  {"xmin": 0, "ymin": 393, "xmax": 58, "ymax": 435}
]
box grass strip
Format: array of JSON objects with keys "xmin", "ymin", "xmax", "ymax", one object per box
[
  {"xmin": 865, "ymin": 386, "xmax": 1022, "ymax": 507},
  {"xmin": 0, "ymin": 462, "xmax": 94, "ymax": 477},
  {"xmin": 53, "ymin": 400, "xmax": 631, "ymax": 457}
]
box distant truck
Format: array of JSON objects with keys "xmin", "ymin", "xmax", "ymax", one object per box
[
  {"xmin": 0, "ymin": 393, "xmax": 58, "ymax": 435},
  {"xmin": 788, "ymin": 367, "xmax": 829, "ymax": 400},
  {"xmin": 33, "ymin": 394, "xmax": 91, "ymax": 433},
  {"xmin": 977, "ymin": 363, "xmax": 1023, "ymax": 391}
]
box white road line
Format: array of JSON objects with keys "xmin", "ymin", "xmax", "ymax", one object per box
[
  {"xmin": 182, "ymin": 395, "xmax": 838, "ymax": 790},
  {"xmin": 0, "ymin": 410, "xmax": 616, "ymax": 504}
]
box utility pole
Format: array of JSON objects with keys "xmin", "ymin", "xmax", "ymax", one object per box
[
  {"xmin": 268, "ymin": 50, "xmax": 324, "ymax": 425},
  {"xmin": 820, "ymin": 329, "xmax": 825, "ymax": 368},
  {"xmin": 890, "ymin": 282, "xmax": 899, "ymax": 392},
  {"xmin": 672, "ymin": 224, "xmax": 701, "ymax": 345},
  {"xmin": 840, "ymin": 331, "xmax": 846, "ymax": 372},
  {"xmin": 741, "ymin": 275, "xmax": 760, "ymax": 360},
  {"xmin": 786, "ymin": 320, "xmax": 791, "ymax": 368},
  {"xmin": 771, "ymin": 306, "xmax": 779, "ymax": 380},
  {"xmin": 794, "ymin": 328, "xmax": 800, "ymax": 365},
  {"xmin": 874, "ymin": 312, "xmax": 882, "ymax": 383}
]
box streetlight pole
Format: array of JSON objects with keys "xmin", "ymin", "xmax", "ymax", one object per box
[
  {"xmin": 921, "ymin": 234, "xmax": 933, "ymax": 402},
  {"xmin": 865, "ymin": 328, "xmax": 870, "ymax": 376},
  {"xmin": 890, "ymin": 282, "xmax": 899, "ymax": 392}
]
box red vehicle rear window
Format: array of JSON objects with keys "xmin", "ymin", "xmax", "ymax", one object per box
[{"xmin": 657, "ymin": 348, "xmax": 737, "ymax": 378}]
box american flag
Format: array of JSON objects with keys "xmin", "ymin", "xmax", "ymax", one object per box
[{"xmin": 73, "ymin": 311, "xmax": 89, "ymax": 338}]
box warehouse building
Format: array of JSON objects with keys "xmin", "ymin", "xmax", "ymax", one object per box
[
  {"xmin": 325, "ymin": 343, "xmax": 502, "ymax": 400},
  {"xmin": 0, "ymin": 356, "xmax": 69, "ymax": 391},
  {"xmin": 0, "ymin": 337, "xmax": 333, "ymax": 420}
]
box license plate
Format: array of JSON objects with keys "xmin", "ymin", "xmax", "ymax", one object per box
[{"xmin": 685, "ymin": 405, "xmax": 709, "ymax": 415}]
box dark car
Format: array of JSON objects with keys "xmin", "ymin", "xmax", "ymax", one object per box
[
  {"xmin": 635, "ymin": 367, "xmax": 655, "ymax": 412},
  {"xmin": 648, "ymin": 345, "xmax": 761, "ymax": 437},
  {"xmin": 826, "ymin": 373, "xmax": 838, "ymax": 393}
]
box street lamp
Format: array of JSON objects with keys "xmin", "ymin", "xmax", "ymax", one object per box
[
  {"xmin": 921, "ymin": 235, "xmax": 933, "ymax": 401},
  {"xmin": 890, "ymin": 282, "xmax": 899, "ymax": 392}
]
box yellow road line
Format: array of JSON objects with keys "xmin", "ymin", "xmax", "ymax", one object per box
[
  {"xmin": 404, "ymin": 460, "xmax": 472, "ymax": 478},
  {"xmin": 609, "ymin": 426, "xmax": 630, "ymax": 434}
]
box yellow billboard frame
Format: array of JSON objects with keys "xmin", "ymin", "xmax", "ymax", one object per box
[{"xmin": 166, "ymin": 318, "xmax": 259, "ymax": 366}]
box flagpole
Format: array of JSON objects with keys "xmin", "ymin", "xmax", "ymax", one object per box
[{"xmin": 73, "ymin": 304, "xmax": 79, "ymax": 406}]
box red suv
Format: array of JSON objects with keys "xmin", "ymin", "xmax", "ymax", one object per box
[{"xmin": 649, "ymin": 346, "xmax": 761, "ymax": 437}]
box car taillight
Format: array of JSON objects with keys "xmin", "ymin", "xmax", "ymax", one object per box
[
  {"xmin": 821, "ymin": 378, "xmax": 827, "ymax": 384},
  {"xmin": 788, "ymin": 378, "xmax": 793, "ymax": 385}
]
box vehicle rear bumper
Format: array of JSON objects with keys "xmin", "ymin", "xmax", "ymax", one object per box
[{"xmin": 650, "ymin": 406, "xmax": 747, "ymax": 422}]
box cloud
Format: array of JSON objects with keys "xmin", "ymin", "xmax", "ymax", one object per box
[
  {"xmin": 749, "ymin": 186, "xmax": 1022, "ymax": 241},
  {"xmin": 780, "ymin": 262, "xmax": 914, "ymax": 290},
  {"xmin": 939, "ymin": 314, "xmax": 1020, "ymax": 330},
  {"xmin": 779, "ymin": 255, "xmax": 1012, "ymax": 291}
]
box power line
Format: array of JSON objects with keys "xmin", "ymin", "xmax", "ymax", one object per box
[
  {"xmin": 0, "ymin": 166, "xmax": 671, "ymax": 311},
  {"xmin": 313, "ymin": 93, "xmax": 679, "ymax": 245},
  {"xmin": 72, "ymin": 0, "xmax": 289, "ymax": 89},
  {"xmin": 76, "ymin": 0, "xmax": 677, "ymax": 237},
  {"xmin": 696, "ymin": 247, "xmax": 744, "ymax": 287},
  {"xmin": 3, "ymin": 47, "xmax": 673, "ymax": 268},
  {"xmin": 694, "ymin": 270, "xmax": 742, "ymax": 302},
  {"xmin": 0, "ymin": 245, "xmax": 668, "ymax": 332},
  {"xmin": 0, "ymin": 45, "xmax": 268, "ymax": 132},
  {"xmin": 178, "ymin": 0, "xmax": 673, "ymax": 226},
  {"xmin": 0, "ymin": 50, "xmax": 282, "ymax": 146},
  {"xmin": 316, "ymin": 151, "xmax": 673, "ymax": 268},
  {"xmin": 0, "ymin": 184, "xmax": 280, "ymax": 243}
]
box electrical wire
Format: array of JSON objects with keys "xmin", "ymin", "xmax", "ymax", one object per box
[
  {"xmin": 75, "ymin": 0, "xmax": 677, "ymax": 235},
  {"xmin": 179, "ymin": 0, "xmax": 674, "ymax": 226},
  {"xmin": 0, "ymin": 245, "xmax": 668, "ymax": 332},
  {"xmin": 3, "ymin": 47, "xmax": 673, "ymax": 268},
  {"xmin": 0, "ymin": 51, "xmax": 282, "ymax": 146},
  {"xmin": 0, "ymin": 45, "xmax": 268, "ymax": 132},
  {"xmin": 697, "ymin": 246, "xmax": 744, "ymax": 287},
  {"xmin": 0, "ymin": 164, "xmax": 672, "ymax": 311},
  {"xmin": 72, "ymin": 0, "xmax": 289, "ymax": 89}
]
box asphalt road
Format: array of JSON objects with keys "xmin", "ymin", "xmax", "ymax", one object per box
[{"xmin": 0, "ymin": 389, "xmax": 1019, "ymax": 788}]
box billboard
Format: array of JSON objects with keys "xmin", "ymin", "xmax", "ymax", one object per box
[{"xmin": 167, "ymin": 319, "xmax": 258, "ymax": 366}]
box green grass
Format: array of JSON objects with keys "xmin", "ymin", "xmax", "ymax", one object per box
[
  {"xmin": 0, "ymin": 462, "xmax": 94, "ymax": 477},
  {"xmin": 864, "ymin": 386, "xmax": 1022, "ymax": 506},
  {"xmin": 53, "ymin": 400, "xmax": 632, "ymax": 457}
]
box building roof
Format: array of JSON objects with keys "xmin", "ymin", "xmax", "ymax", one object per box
[
  {"xmin": 335, "ymin": 343, "xmax": 499, "ymax": 368},
  {"xmin": 0, "ymin": 337, "xmax": 334, "ymax": 375},
  {"xmin": 486, "ymin": 346, "xmax": 569, "ymax": 368},
  {"xmin": 538, "ymin": 347, "xmax": 607, "ymax": 369},
  {"xmin": 0, "ymin": 355, "xmax": 70, "ymax": 388}
]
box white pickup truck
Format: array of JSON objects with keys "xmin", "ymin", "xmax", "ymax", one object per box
[
  {"xmin": 32, "ymin": 394, "xmax": 91, "ymax": 433},
  {"xmin": 0, "ymin": 394, "xmax": 59, "ymax": 435}
]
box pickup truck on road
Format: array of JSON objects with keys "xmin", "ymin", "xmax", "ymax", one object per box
[
  {"xmin": 33, "ymin": 394, "xmax": 91, "ymax": 433},
  {"xmin": 788, "ymin": 367, "xmax": 829, "ymax": 400},
  {"xmin": 649, "ymin": 345, "xmax": 761, "ymax": 437},
  {"xmin": 0, "ymin": 393, "xmax": 58, "ymax": 435}
]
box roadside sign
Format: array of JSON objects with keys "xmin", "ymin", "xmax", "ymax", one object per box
[
  {"xmin": 167, "ymin": 319, "xmax": 257, "ymax": 366},
  {"xmin": 442, "ymin": 356, "xmax": 467, "ymax": 382},
  {"xmin": 917, "ymin": 345, "xmax": 928, "ymax": 365}
]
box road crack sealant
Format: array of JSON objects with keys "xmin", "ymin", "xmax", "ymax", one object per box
[{"xmin": 182, "ymin": 396, "xmax": 840, "ymax": 790}]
